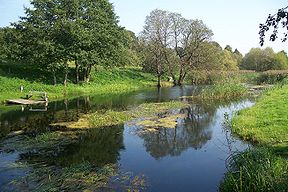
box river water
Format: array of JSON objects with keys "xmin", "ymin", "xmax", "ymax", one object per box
[{"xmin": 0, "ymin": 86, "xmax": 254, "ymax": 191}]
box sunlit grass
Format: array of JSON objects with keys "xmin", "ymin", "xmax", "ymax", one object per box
[
  {"xmin": 220, "ymin": 148, "xmax": 288, "ymax": 192},
  {"xmin": 0, "ymin": 67, "xmax": 158, "ymax": 103},
  {"xmin": 232, "ymin": 85, "xmax": 288, "ymax": 148},
  {"xmin": 221, "ymin": 85, "xmax": 288, "ymax": 192}
]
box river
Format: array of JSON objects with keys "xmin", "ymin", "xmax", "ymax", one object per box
[{"xmin": 0, "ymin": 86, "xmax": 254, "ymax": 191}]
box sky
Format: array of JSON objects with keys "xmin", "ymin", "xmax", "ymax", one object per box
[{"xmin": 0, "ymin": 0, "xmax": 287, "ymax": 54}]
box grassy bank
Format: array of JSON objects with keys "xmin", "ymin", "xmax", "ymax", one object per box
[
  {"xmin": 220, "ymin": 85, "xmax": 288, "ymax": 191},
  {"xmin": 0, "ymin": 67, "xmax": 158, "ymax": 104},
  {"xmin": 232, "ymin": 85, "xmax": 288, "ymax": 149}
]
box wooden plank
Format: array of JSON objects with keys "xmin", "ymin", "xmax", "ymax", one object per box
[{"xmin": 6, "ymin": 99, "xmax": 47, "ymax": 105}]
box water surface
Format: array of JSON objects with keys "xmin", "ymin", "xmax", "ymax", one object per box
[{"xmin": 0, "ymin": 86, "xmax": 254, "ymax": 191}]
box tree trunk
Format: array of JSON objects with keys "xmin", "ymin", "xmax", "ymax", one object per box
[
  {"xmin": 157, "ymin": 75, "xmax": 161, "ymax": 87},
  {"xmin": 177, "ymin": 65, "xmax": 184, "ymax": 86},
  {"xmin": 75, "ymin": 61, "xmax": 79, "ymax": 84},
  {"xmin": 53, "ymin": 70, "xmax": 57, "ymax": 85},
  {"xmin": 63, "ymin": 61, "xmax": 68, "ymax": 87},
  {"xmin": 64, "ymin": 72, "xmax": 68, "ymax": 87},
  {"xmin": 83, "ymin": 68, "xmax": 87, "ymax": 82},
  {"xmin": 85, "ymin": 65, "xmax": 92, "ymax": 83}
]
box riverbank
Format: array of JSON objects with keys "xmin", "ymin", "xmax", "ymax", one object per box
[
  {"xmin": 0, "ymin": 67, "xmax": 162, "ymax": 104},
  {"xmin": 220, "ymin": 85, "xmax": 288, "ymax": 191}
]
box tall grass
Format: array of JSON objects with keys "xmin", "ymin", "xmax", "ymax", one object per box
[
  {"xmin": 220, "ymin": 148, "xmax": 288, "ymax": 192},
  {"xmin": 192, "ymin": 83, "xmax": 247, "ymax": 101},
  {"xmin": 256, "ymin": 70, "xmax": 288, "ymax": 84},
  {"xmin": 222, "ymin": 82, "xmax": 288, "ymax": 192},
  {"xmin": 187, "ymin": 70, "xmax": 258, "ymax": 85}
]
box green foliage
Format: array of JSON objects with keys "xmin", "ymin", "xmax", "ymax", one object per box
[
  {"xmin": 222, "ymin": 50, "xmax": 239, "ymax": 70},
  {"xmin": 220, "ymin": 148, "xmax": 288, "ymax": 192},
  {"xmin": 241, "ymin": 48, "xmax": 288, "ymax": 71},
  {"xmin": 4, "ymin": 0, "xmax": 128, "ymax": 84}
]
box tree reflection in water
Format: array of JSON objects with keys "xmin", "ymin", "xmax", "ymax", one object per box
[{"xmin": 136, "ymin": 104, "xmax": 216, "ymax": 159}]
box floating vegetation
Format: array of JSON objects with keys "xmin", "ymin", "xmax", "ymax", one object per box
[
  {"xmin": 11, "ymin": 162, "xmax": 147, "ymax": 192},
  {"xmin": 52, "ymin": 101, "xmax": 190, "ymax": 130},
  {"xmin": 13, "ymin": 163, "xmax": 117, "ymax": 192},
  {"xmin": 136, "ymin": 114, "xmax": 186, "ymax": 132}
]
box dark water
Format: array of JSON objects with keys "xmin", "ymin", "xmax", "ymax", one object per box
[{"xmin": 0, "ymin": 86, "xmax": 254, "ymax": 191}]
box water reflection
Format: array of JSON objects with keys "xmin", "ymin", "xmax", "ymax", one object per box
[
  {"xmin": 0, "ymin": 86, "xmax": 255, "ymax": 192},
  {"xmin": 132, "ymin": 104, "xmax": 215, "ymax": 159},
  {"xmin": 55, "ymin": 125, "xmax": 125, "ymax": 167},
  {"xmin": 0, "ymin": 86, "xmax": 200, "ymax": 138}
]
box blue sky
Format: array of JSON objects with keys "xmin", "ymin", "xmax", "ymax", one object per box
[{"xmin": 0, "ymin": 0, "xmax": 287, "ymax": 54}]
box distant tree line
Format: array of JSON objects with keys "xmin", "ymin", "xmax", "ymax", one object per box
[
  {"xmin": 241, "ymin": 48, "xmax": 288, "ymax": 71},
  {"xmin": 0, "ymin": 3, "xmax": 288, "ymax": 87}
]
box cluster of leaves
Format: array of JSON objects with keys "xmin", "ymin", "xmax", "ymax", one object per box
[{"xmin": 259, "ymin": 6, "xmax": 288, "ymax": 45}]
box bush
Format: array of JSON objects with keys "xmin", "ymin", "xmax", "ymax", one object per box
[{"xmin": 256, "ymin": 70, "xmax": 288, "ymax": 84}]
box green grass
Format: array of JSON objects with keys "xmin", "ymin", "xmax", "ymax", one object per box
[
  {"xmin": 192, "ymin": 83, "xmax": 247, "ymax": 101},
  {"xmin": 187, "ymin": 70, "xmax": 259, "ymax": 85},
  {"xmin": 220, "ymin": 148, "xmax": 288, "ymax": 192},
  {"xmin": 232, "ymin": 85, "xmax": 288, "ymax": 148},
  {"xmin": 0, "ymin": 67, "xmax": 158, "ymax": 104},
  {"xmin": 221, "ymin": 85, "xmax": 288, "ymax": 192}
]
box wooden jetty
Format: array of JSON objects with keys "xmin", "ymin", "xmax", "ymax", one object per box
[
  {"xmin": 6, "ymin": 99, "xmax": 47, "ymax": 105},
  {"xmin": 6, "ymin": 91, "xmax": 48, "ymax": 105}
]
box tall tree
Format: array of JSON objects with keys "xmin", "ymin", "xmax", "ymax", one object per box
[
  {"xmin": 141, "ymin": 9, "xmax": 213, "ymax": 86},
  {"xmin": 240, "ymin": 47, "xmax": 276, "ymax": 71},
  {"xmin": 233, "ymin": 48, "xmax": 243, "ymax": 67},
  {"xmin": 224, "ymin": 45, "xmax": 233, "ymax": 53},
  {"xmin": 14, "ymin": 0, "xmax": 124, "ymax": 85},
  {"xmin": 141, "ymin": 9, "xmax": 171, "ymax": 87}
]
